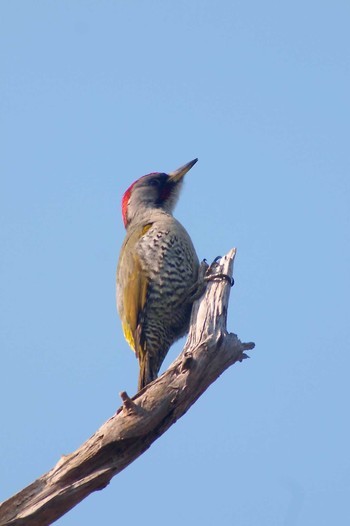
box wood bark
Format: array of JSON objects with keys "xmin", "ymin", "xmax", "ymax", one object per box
[{"xmin": 0, "ymin": 248, "xmax": 254, "ymax": 526}]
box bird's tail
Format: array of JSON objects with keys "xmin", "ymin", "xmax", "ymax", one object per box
[{"xmin": 138, "ymin": 354, "xmax": 158, "ymax": 391}]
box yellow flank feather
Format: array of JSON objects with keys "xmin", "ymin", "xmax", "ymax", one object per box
[{"xmin": 122, "ymin": 321, "xmax": 135, "ymax": 351}]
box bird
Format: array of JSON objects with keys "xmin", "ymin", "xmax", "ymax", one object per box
[{"xmin": 116, "ymin": 158, "xmax": 199, "ymax": 391}]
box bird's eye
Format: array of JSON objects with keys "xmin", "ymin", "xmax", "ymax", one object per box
[{"xmin": 149, "ymin": 179, "xmax": 160, "ymax": 187}]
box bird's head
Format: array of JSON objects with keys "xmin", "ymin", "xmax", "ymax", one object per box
[{"xmin": 121, "ymin": 158, "xmax": 198, "ymax": 228}]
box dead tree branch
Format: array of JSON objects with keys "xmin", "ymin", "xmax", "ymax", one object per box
[{"xmin": 0, "ymin": 248, "xmax": 255, "ymax": 526}]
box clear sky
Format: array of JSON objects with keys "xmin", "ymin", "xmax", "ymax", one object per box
[{"xmin": 1, "ymin": 1, "xmax": 349, "ymax": 525}]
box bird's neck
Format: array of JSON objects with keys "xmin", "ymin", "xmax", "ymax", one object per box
[{"xmin": 126, "ymin": 207, "xmax": 173, "ymax": 229}]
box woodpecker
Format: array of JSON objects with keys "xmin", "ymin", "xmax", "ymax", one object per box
[{"xmin": 116, "ymin": 158, "xmax": 199, "ymax": 391}]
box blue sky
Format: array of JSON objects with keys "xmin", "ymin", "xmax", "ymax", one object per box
[{"xmin": 1, "ymin": 1, "xmax": 349, "ymax": 524}]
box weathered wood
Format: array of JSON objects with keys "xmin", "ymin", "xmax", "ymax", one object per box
[{"xmin": 0, "ymin": 248, "xmax": 254, "ymax": 526}]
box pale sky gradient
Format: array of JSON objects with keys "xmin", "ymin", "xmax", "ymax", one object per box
[{"xmin": 1, "ymin": 2, "xmax": 350, "ymax": 525}]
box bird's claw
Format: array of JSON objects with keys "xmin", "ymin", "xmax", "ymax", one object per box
[
  {"xmin": 205, "ymin": 256, "xmax": 234, "ymax": 287},
  {"xmin": 205, "ymin": 273, "xmax": 234, "ymax": 287}
]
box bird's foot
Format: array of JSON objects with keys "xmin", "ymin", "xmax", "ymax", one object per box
[
  {"xmin": 182, "ymin": 257, "xmax": 233, "ymax": 306},
  {"xmin": 204, "ymin": 256, "xmax": 234, "ymax": 287}
]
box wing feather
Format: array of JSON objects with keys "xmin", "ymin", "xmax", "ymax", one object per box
[{"xmin": 117, "ymin": 224, "xmax": 152, "ymax": 360}]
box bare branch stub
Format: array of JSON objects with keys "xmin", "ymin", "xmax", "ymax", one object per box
[{"xmin": 0, "ymin": 248, "xmax": 255, "ymax": 526}]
